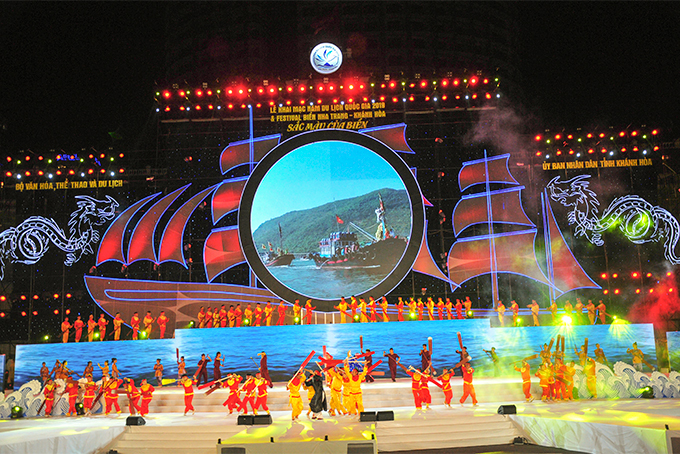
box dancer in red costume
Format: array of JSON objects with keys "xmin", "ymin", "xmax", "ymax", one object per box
[
  {"xmin": 238, "ymin": 373, "xmax": 258, "ymax": 414},
  {"xmin": 42, "ymin": 378, "xmax": 57, "ymax": 416},
  {"xmin": 234, "ymin": 304, "xmax": 243, "ymax": 327},
  {"xmin": 130, "ymin": 312, "xmax": 140, "ymax": 340},
  {"xmin": 254, "ymin": 372, "xmax": 270, "ymax": 414},
  {"xmin": 459, "ymin": 362, "xmax": 478, "ymax": 406},
  {"xmin": 104, "ymin": 377, "xmax": 124, "ymax": 415},
  {"xmin": 83, "ymin": 374, "xmax": 97, "ymax": 411},
  {"xmin": 514, "ymin": 360, "xmax": 533, "ymax": 402},
  {"xmin": 368, "ymin": 297, "xmax": 377, "ymax": 322},
  {"xmin": 254, "ymin": 302, "xmax": 263, "ymax": 326},
  {"xmin": 396, "ymin": 298, "xmax": 405, "ymax": 322},
  {"xmin": 219, "ymin": 305, "xmax": 228, "ymax": 327},
  {"xmin": 304, "ymin": 299, "xmax": 315, "ymax": 325},
  {"xmin": 157, "ymin": 311, "xmax": 168, "ymax": 339},
  {"xmin": 439, "ymin": 368, "xmax": 454, "ymax": 407},
  {"xmin": 65, "ymin": 377, "xmax": 79, "ymax": 416},
  {"xmin": 73, "ymin": 316, "xmax": 84, "ymax": 342},
  {"xmin": 445, "ymin": 298, "xmax": 453, "ymax": 320},
  {"xmin": 124, "ymin": 378, "xmax": 142, "ymax": 415},
  {"xmin": 455, "ymin": 299, "xmax": 463, "ymax": 319},
  {"xmin": 181, "ymin": 374, "xmax": 196, "ymax": 415},
  {"xmin": 97, "ymin": 314, "xmax": 108, "ymax": 341},
  {"xmin": 380, "ymin": 297, "xmax": 389, "ymax": 322},
  {"xmin": 139, "ymin": 378, "xmax": 154, "ymax": 416},
  {"xmin": 205, "ymin": 307, "xmax": 214, "ymax": 328},
  {"xmin": 223, "ymin": 373, "xmax": 243, "ymax": 414},
  {"xmin": 437, "ymin": 298, "xmax": 445, "ymax": 320},
  {"xmin": 277, "ymin": 301, "xmax": 287, "ymax": 325}
]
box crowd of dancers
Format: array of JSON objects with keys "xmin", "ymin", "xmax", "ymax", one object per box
[{"xmin": 59, "ymin": 310, "xmax": 171, "ymax": 343}]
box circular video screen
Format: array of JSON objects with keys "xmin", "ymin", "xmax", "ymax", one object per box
[{"xmin": 238, "ymin": 129, "xmax": 424, "ymax": 308}]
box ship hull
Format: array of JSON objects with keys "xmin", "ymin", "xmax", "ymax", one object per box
[
  {"xmin": 312, "ymin": 237, "xmax": 407, "ymax": 269},
  {"xmin": 266, "ymin": 253, "xmax": 295, "ymax": 267}
]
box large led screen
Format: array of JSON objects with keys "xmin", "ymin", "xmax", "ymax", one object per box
[{"xmin": 239, "ymin": 130, "xmax": 424, "ymax": 309}]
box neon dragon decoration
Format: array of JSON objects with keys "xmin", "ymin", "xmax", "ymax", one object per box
[
  {"xmin": 547, "ymin": 175, "xmax": 680, "ymax": 264},
  {"xmin": 0, "ymin": 195, "xmax": 118, "ymax": 279}
]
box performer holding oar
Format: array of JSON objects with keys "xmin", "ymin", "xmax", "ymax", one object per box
[{"xmin": 286, "ymin": 351, "xmax": 316, "ymax": 420}]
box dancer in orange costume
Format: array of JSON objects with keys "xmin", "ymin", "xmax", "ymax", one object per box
[
  {"xmin": 594, "ymin": 343, "xmax": 607, "ymax": 364},
  {"xmin": 563, "ymin": 300, "xmax": 573, "ymax": 318},
  {"xmin": 564, "ymin": 361, "xmax": 576, "ymax": 400},
  {"xmin": 341, "ymin": 369, "xmax": 352, "ymax": 415},
  {"xmin": 437, "ymin": 298, "xmax": 445, "ymax": 320},
  {"xmin": 510, "ymin": 300, "xmax": 519, "ymax": 326},
  {"xmin": 596, "ymin": 300, "xmax": 607, "ymax": 324},
  {"xmin": 396, "ymin": 298, "xmax": 405, "ymax": 322},
  {"xmin": 254, "ymin": 372, "xmax": 270, "ymax": 414},
  {"xmin": 304, "ymin": 299, "xmax": 315, "ymax": 325},
  {"xmin": 303, "ymin": 371, "xmax": 314, "ymax": 417},
  {"xmin": 416, "ymin": 298, "xmax": 424, "ymax": 321},
  {"xmin": 212, "ymin": 306, "xmax": 220, "ymax": 328},
  {"xmin": 277, "ymin": 301, "xmax": 287, "ymax": 325},
  {"xmin": 553, "ymin": 359, "xmax": 567, "ymax": 401},
  {"xmin": 130, "ymin": 311, "xmax": 140, "ymax": 340},
  {"xmin": 87, "ymin": 314, "xmax": 96, "ymax": 342},
  {"xmin": 439, "ymin": 368, "xmax": 454, "ymax": 407},
  {"xmin": 549, "ymin": 300, "xmax": 558, "ymax": 324},
  {"xmin": 197, "ymin": 306, "xmax": 206, "ymax": 328},
  {"xmin": 574, "ymin": 298, "xmax": 584, "ymax": 324},
  {"xmin": 327, "ymin": 367, "xmax": 346, "ymax": 416},
  {"xmin": 42, "ymin": 378, "xmax": 57, "ymax": 417},
  {"xmin": 244, "ymin": 303, "xmax": 253, "ymax": 326},
  {"xmin": 426, "ymin": 297, "xmax": 435, "ymax": 320},
  {"xmin": 344, "ymin": 358, "xmax": 368, "ymax": 415},
  {"xmin": 219, "ymin": 304, "xmax": 228, "ymax": 327},
  {"xmin": 419, "ymin": 369, "xmax": 432, "ymax": 409},
  {"xmin": 292, "ymin": 300, "xmax": 301, "ymax": 324},
  {"xmin": 83, "ymin": 374, "xmax": 97, "ymax": 411},
  {"xmin": 495, "ymin": 300, "xmax": 506, "ymax": 326},
  {"xmin": 287, "ymin": 371, "xmax": 304, "ymax": 420},
  {"xmin": 239, "ymin": 373, "xmax": 258, "ymax": 414},
  {"xmin": 205, "ymin": 307, "xmax": 214, "ymax": 328},
  {"xmin": 97, "ymin": 314, "xmax": 108, "ymax": 340},
  {"xmin": 73, "ymin": 316, "xmax": 84, "ymax": 342},
  {"xmin": 528, "ymin": 300, "xmax": 540, "ymax": 326},
  {"xmin": 514, "ymin": 360, "xmax": 533, "ymax": 402},
  {"xmin": 156, "ymin": 311, "xmax": 168, "ymax": 339},
  {"xmin": 223, "ymin": 373, "xmax": 243, "ymax": 414},
  {"xmin": 335, "ymin": 297, "xmax": 349, "ymax": 324},
  {"xmin": 408, "ymin": 297, "xmax": 416, "ymax": 319},
  {"xmin": 350, "ymin": 296, "xmax": 358, "ymax": 321},
  {"xmin": 61, "ymin": 317, "xmax": 72, "ymax": 343},
  {"xmin": 535, "ymin": 363, "xmax": 552, "ymax": 401},
  {"xmin": 584, "ymin": 357, "xmax": 597, "ymax": 398},
  {"xmin": 359, "ymin": 298, "xmax": 368, "ymax": 322},
  {"xmin": 143, "ymin": 311, "xmax": 154, "ymax": 337},
  {"xmin": 234, "ymin": 304, "xmax": 243, "ymax": 327},
  {"xmin": 586, "ymin": 300, "xmax": 596, "ymax": 325},
  {"xmin": 113, "ymin": 312, "xmax": 123, "ymax": 340},
  {"xmin": 445, "ymin": 298, "xmax": 453, "ymax": 320},
  {"xmin": 403, "ymin": 367, "xmax": 423, "ymax": 409},
  {"xmin": 180, "ymin": 374, "xmax": 197, "ymax": 415},
  {"xmin": 455, "ymin": 299, "xmax": 463, "ymax": 319},
  {"xmin": 253, "ymin": 302, "xmax": 263, "ymax": 326},
  {"xmin": 104, "ymin": 377, "xmax": 124, "ymax": 415},
  {"xmin": 65, "ymin": 377, "xmax": 79, "ymax": 416},
  {"xmin": 459, "ymin": 362, "xmax": 478, "ymax": 406},
  {"xmin": 463, "ymin": 297, "xmax": 473, "ymax": 318},
  {"xmin": 264, "ymin": 301, "xmax": 274, "ymax": 326},
  {"xmin": 368, "ymin": 297, "xmax": 377, "ymax": 322},
  {"xmin": 380, "ymin": 297, "xmax": 390, "ymax": 322},
  {"xmin": 139, "ymin": 378, "xmax": 154, "ymax": 417},
  {"xmin": 228, "ymin": 305, "xmax": 236, "ymax": 327},
  {"xmin": 124, "ymin": 378, "xmax": 142, "ymax": 415}
]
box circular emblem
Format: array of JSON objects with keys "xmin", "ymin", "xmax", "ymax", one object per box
[{"xmin": 310, "ymin": 43, "xmax": 343, "ymax": 74}]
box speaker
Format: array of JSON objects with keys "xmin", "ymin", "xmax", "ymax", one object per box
[
  {"xmin": 359, "ymin": 411, "xmax": 376, "ymax": 422},
  {"xmin": 253, "ymin": 414, "xmax": 272, "ymax": 425},
  {"xmin": 376, "ymin": 410, "xmax": 394, "ymax": 421},
  {"xmin": 237, "ymin": 414, "xmax": 254, "ymax": 425},
  {"xmin": 497, "ymin": 405, "xmax": 516, "ymax": 415},
  {"xmin": 347, "ymin": 442, "xmax": 375, "ymax": 454},
  {"xmin": 219, "ymin": 448, "xmax": 246, "ymax": 454},
  {"xmin": 126, "ymin": 416, "xmax": 146, "ymax": 426}
]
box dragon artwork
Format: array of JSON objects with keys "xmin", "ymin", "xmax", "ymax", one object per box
[
  {"xmin": 547, "ymin": 175, "xmax": 680, "ymax": 264},
  {"xmin": 0, "ymin": 195, "xmax": 118, "ymax": 279}
]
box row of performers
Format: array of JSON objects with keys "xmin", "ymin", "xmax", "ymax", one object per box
[
  {"xmin": 59, "ymin": 311, "xmax": 171, "ymax": 343},
  {"xmin": 494, "ymin": 298, "xmax": 610, "ymax": 327}
]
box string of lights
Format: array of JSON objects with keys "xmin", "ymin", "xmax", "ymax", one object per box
[
  {"xmin": 1, "ymin": 148, "xmax": 126, "ymax": 181},
  {"xmin": 533, "ymin": 127, "xmax": 661, "ymax": 159}
]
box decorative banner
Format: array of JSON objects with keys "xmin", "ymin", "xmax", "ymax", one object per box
[
  {"xmin": 542, "ymin": 157, "xmax": 653, "ymax": 171},
  {"xmin": 15, "ymin": 179, "xmax": 125, "ymax": 191},
  {"xmin": 270, "ymin": 101, "xmax": 387, "ymax": 132}
]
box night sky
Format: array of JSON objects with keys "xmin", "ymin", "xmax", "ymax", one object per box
[{"xmin": 1, "ymin": 2, "xmax": 679, "ymax": 150}]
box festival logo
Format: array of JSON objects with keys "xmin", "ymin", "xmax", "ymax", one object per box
[{"xmin": 310, "ymin": 43, "xmax": 343, "ymax": 74}]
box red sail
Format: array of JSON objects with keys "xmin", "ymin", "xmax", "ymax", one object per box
[
  {"xmin": 203, "ymin": 227, "xmax": 245, "ymax": 282},
  {"xmin": 212, "ymin": 178, "xmax": 247, "ymax": 224},
  {"xmin": 447, "ymin": 230, "xmax": 551, "ymax": 287},
  {"xmin": 412, "ymin": 221, "xmax": 455, "ymax": 285},
  {"xmin": 545, "ymin": 198, "xmax": 600, "ymax": 294},
  {"xmin": 219, "ymin": 134, "xmax": 281, "ymax": 175},
  {"xmin": 96, "ymin": 193, "xmax": 160, "ymax": 265},
  {"xmin": 453, "ymin": 188, "xmax": 534, "ymax": 236},
  {"xmin": 458, "ymin": 154, "xmax": 518, "ymax": 192},
  {"xmin": 127, "ymin": 185, "xmax": 190, "ymax": 265},
  {"xmin": 158, "ymin": 185, "xmax": 218, "ymax": 267},
  {"xmin": 359, "ymin": 123, "xmax": 414, "ymax": 154}
]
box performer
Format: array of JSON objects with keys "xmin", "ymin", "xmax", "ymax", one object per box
[
  {"xmin": 212, "ymin": 306, "xmax": 220, "ymax": 328},
  {"xmin": 627, "ymin": 342, "xmax": 653, "ymax": 371},
  {"xmin": 553, "ymin": 359, "xmax": 567, "ymax": 401},
  {"xmin": 143, "ymin": 311, "xmax": 154, "ymax": 338},
  {"xmin": 305, "ymin": 370, "xmax": 328, "ymax": 419},
  {"xmin": 407, "ymin": 297, "xmax": 416, "ymax": 319},
  {"xmin": 73, "ymin": 315, "xmax": 84, "ymax": 342},
  {"xmin": 445, "ymin": 298, "xmax": 453, "ymax": 320},
  {"xmin": 341, "ymin": 367, "xmax": 352, "ymax": 415},
  {"xmin": 426, "ymin": 297, "xmax": 435, "ymax": 320},
  {"xmin": 239, "ymin": 373, "xmax": 258, "ymax": 414},
  {"xmin": 535, "ymin": 363, "xmax": 552, "ymax": 402},
  {"xmin": 549, "ymin": 300, "xmax": 558, "ymax": 324},
  {"xmin": 416, "ymin": 298, "xmax": 424, "ymax": 321},
  {"xmin": 83, "ymin": 374, "xmax": 97, "ymax": 411},
  {"xmin": 304, "ymin": 299, "xmax": 315, "ymax": 325},
  {"xmin": 459, "ymin": 362, "xmax": 478, "ymax": 406},
  {"xmin": 84, "ymin": 361, "xmax": 94, "ymax": 378},
  {"xmin": 65, "ymin": 377, "xmax": 79, "ymax": 416},
  {"xmin": 594, "ymin": 343, "xmax": 608, "ymax": 364},
  {"xmin": 463, "ymin": 296, "xmax": 473, "ymax": 318},
  {"xmin": 61, "ymin": 317, "xmax": 72, "ymax": 343},
  {"xmin": 195, "ymin": 353, "xmax": 212, "ymax": 385},
  {"xmin": 223, "ymin": 373, "xmax": 243, "ymax": 414},
  {"xmin": 495, "ymin": 300, "xmax": 506, "ymax": 326},
  {"xmin": 483, "ymin": 347, "xmax": 500, "ymax": 377},
  {"xmin": 197, "ymin": 306, "xmax": 206, "ymax": 328},
  {"xmin": 437, "ymin": 298, "xmax": 445, "ymax": 320},
  {"xmin": 574, "ymin": 298, "xmax": 584, "ymax": 324},
  {"xmin": 228, "ymin": 305, "xmax": 236, "ymax": 327},
  {"xmin": 157, "ymin": 311, "xmax": 168, "ymax": 339},
  {"xmin": 364, "ymin": 348, "xmax": 375, "ymax": 383},
  {"xmin": 564, "ymin": 361, "xmax": 576, "ymax": 400},
  {"xmin": 111, "ymin": 358, "xmax": 120, "ymax": 379},
  {"xmin": 254, "ymin": 372, "xmax": 270, "ymax": 414},
  {"xmin": 509, "ymin": 300, "xmax": 519, "ymax": 326},
  {"xmin": 287, "ymin": 370, "xmax": 304, "ymax": 420},
  {"xmin": 436, "ymin": 368, "xmax": 454, "ymax": 407},
  {"xmin": 130, "ymin": 312, "xmax": 140, "ymax": 340},
  {"xmin": 381, "ymin": 297, "xmax": 390, "ymax": 322},
  {"xmin": 527, "ymin": 300, "xmax": 539, "ymax": 326},
  {"xmin": 586, "ymin": 300, "xmax": 596, "ymax": 325},
  {"xmin": 383, "ymin": 348, "xmax": 400, "ymax": 382},
  {"xmin": 219, "ymin": 304, "xmax": 228, "ymax": 328},
  {"xmin": 264, "ymin": 301, "xmax": 274, "ymax": 326},
  {"xmin": 98, "ymin": 360, "xmax": 110, "ymax": 380},
  {"xmin": 244, "ymin": 303, "xmax": 253, "ymax": 326},
  {"xmin": 253, "ymin": 302, "xmax": 263, "ymax": 326},
  {"xmin": 574, "ymin": 343, "xmax": 587, "ymax": 366},
  {"xmin": 277, "ymin": 300, "xmax": 287, "ymax": 325},
  {"xmin": 112, "ymin": 312, "xmax": 123, "ymax": 341},
  {"xmin": 563, "ymin": 300, "xmax": 573, "ymax": 317},
  {"xmin": 419, "ymin": 344, "xmax": 431, "ymax": 371},
  {"xmin": 420, "ymin": 368, "xmax": 433, "ymax": 409},
  {"xmin": 139, "ymin": 378, "xmax": 154, "ymax": 417},
  {"xmin": 596, "ymin": 300, "xmax": 607, "ymax": 324},
  {"xmin": 514, "ymin": 360, "xmax": 533, "ymax": 402},
  {"xmin": 154, "ymin": 358, "xmax": 163, "ymax": 386},
  {"xmin": 180, "ymin": 374, "xmax": 197, "ymax": 415},
  {"xmin": 87, "ymin": 314, "xmax": 96, "ymax": 342},
  {"xmin": 350, "ymin": 296, "xmax": 359, "ymax": 321},
  {"xmin": 43, "ymin": 378, "xmax": 57, "ymax": 417},
  {"xmin": 177, "ymin": 355, "xmax": 186, "ymax": 382},
  {"xmin": 359, "ymin": 298, "xmax": 368, "ymax": 323},
  {"xmin": 40, "ymin": 362, "xmax": 50, "ymax": 384},
  {"xmin": 455, "ymin": 299, "xmax": 463, "ymax": 319},
  {"xmin": 334, "ymin": 297, "xmax": 348, "ymax": 324},
  {"xmin": 368, "ymin": 297, "xmax": 377, "ymax": 323},
  {"xmin": 213, "ymin": 352, "xmax": 223, "ymax": 381},
  {"xmin": 104, "ymin": 376, "xmax": 124, "ymax": 415},
  {"xmin": 327, "ymin": 367, "xmax": 346, "ymax": 416},
  {"xmin": 302, "ymin": 371, "xmax": 315, "ymax": 417},
  {"xmin": 124, "ymin": 378, "xmax": 142, "ymax": 415},
  {"xmin": 344, "ymin": 358, "xmax": 368, "ymax": 415},
  {"xmin": 292, "ymin": 300, "xmax": 301, "ymax": 324},
  {"xmin": 258, "ymin": 351, "xmax": 273, "ymax": 388},
  {"xmin": 205, "ymin": 307, "xmax": 214, "ymax": 328},
  {"xmin": 584, "ymin": 357, "xmax": 597, "ymax": 398}
]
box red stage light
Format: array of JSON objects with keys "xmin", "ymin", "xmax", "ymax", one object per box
[
  {"xmin": 619, "ymin": 131, "xmax": 626, "ymax": 137},
  {"xmin": 65, "ymin": 309, "xmax": 70, "ymax": 315},
  {"xmin": 0, "ymin": 313, "xmax": 4, "ymax": 318},
  {"xmin": 25, "ymin": 156, "xmax": 30, "ymax": 161},
  {"xmin": 269, "ymin": 87, "xmax": 276, "ymax": 94},
  {"xmin": 348, "ymin": 84, "xmax": 354, "ymax": 91},
  {"xmin": 66, "ymin": 293, "xmax": 72, "ymax": 298},
  {"xmin": 329, "ymin": 85, "xmax": 335, "ymax": 91},
  {"xmin": 100, "ymin": 169, "xmax": 105, "ymax": 174},
  {"xmin": 471, "ymin": 94, "xmax": 478, "ymax": 99},
  {"xmin": 567, "ymin": 134, "xmax": 573, "ymax": 139},
  {"xmin": 408, "ymin": 95, "xmax": 414, "ymax": 102},
  {"xmin": 649, "ymin": 288, "xmax": 654, "ymax": 293},
  {"xmin": 179, "ymin": 106, "xmax": 185, "ymax": 111},
  {"xmin": 5, "ymin": 172, "xmax": 11, "ymax": 177},
  {"xmin": 453, "ymin": 79, "xmax": 460, "ymax": 86},
  {"xmin": 535, "ymin": 151, "xmax": 542, "ymax": 157},
  {"xmin": 269, "ymin": 101, "xmax": 275, "ymax": 106},
  {"xmin": 409, "ymin": 83, "xmax": 415, "ymax": 88},
  {"xmin": 287, "ymin": 86, "xmax": 293, "ymax": 93},
  {"xmin": 207, "ymin": 90, "xmax": 212, "ymax": 96},
  {"xmin": 32, "ymin": 310, "xmax": 38, "ymax": 316},
  {"xmin": 208, "ymin": 104, "xmax": 214, "ymax": 110},
  {"xmin": 347, "ymin": 98, "xmax": 354, "ymax": 103},
  {"xmin": 603, "ymin": 289, "xmax": 609, "ymax": 294},
  {"xmin": 601, "ymin": 273, "xmax": 607, "ymax": 279},
  {"xmin": 38, "ymin": 170, "xmax": 43, "ymax": 176},
  {"xmin": 21, "ymin": 311, "xmax": 26, "ymax": 317},
  {"xmin": 652, "ymin": 129, "xmax": 658, "ymax": 135},
  {"xmin": 441, "ymin": 79, "xmax": 449, "ymax": 87},
  {"xmin": 332, "ymin": 98, "xmax": 338, "ymax": 104},
  {"xmin": 5, "ymin": 157, "xmax": 11, "ymax": 162},
  {"xmin": 420, "ymin": 80, "xmax": 428, "ymax": 88},
  {"xmin": 556, "ymin": 150, "xmax": 562, "ymax": 156},
  {"xmin": 442, "ymin": 95, "xmax": 447, "ymax": 100},
  {"xmin": 100, "ymin": 153, "xmax": 105, "ymax": 159},
  {"xmin": 636, "ymin": 288, "xmax": 641, "ymax": 294},
  {"xmin": 670, "ymin": 288, "xmax": 675, "ymax": 293},
  {"xmin": 379, "ymin": 96, "xmax": 385, "ymax": 101},
  {"xmin": 647, "ymin": 272, "xmax": 652, "ymax": 277},
  {"xmin": 227, "ymin": 89, "xmax": 233, "ymax": 95},
  {"xmin": 614, "ymin": 289, "xmax": 620, "ymax": 294},
  {"xmin": 56, "ymin": 170, "xmax": 62, "ymax": 175},
  {"xmin": 33, "ymin": 294, "xmax": 39, "ymax": 300},
  {"xmin": 612, "ymin": 273, "xmax": 618, "ymax": 278},
  {"xmin": 196, "ymin": 89, "xmax": 203, "ymax": 97},
  {"xmin": 632, "ymin": 272, "xmax": 639, "ymax": 278},
  {"xmin": 359, "ymin": 84, "xmax": 365, "ymax": 90},
  {"xmin": 0, "ymin": 296, "xmax": 5, "ymax": 301},
  {"xmin": 299, "ymin": 99, "xmax": 305, "ymax": 105},
  {"xmin": 164, "ymin": 106, "xmax": 171, "ymax": 112},
  {"xmin": 178, "ymin": 90, "xmax": 185, "ymax": 97},
  {"xmin": 195, "ymin": 105, "xmax": 201, "ymax": 110},
  {"xmin": 588, "ymin": 149, "xmax": 595, "ymax": 154},
  {"xmin": 54, "ymin": 309, "xmax": 59, "ymax": 315},
  {"xmin": 534, "ymin": 135, "xmax": 542, "ymax": 141},
  {"xmin": 469, "ymin": 77, "xmax": 478, "ymax": 85},
  {"xmin": 621, "ymin": 147, "xmax": 627, "ymax": 152},
  {"xmin": 392, "ymin": 97, "xmax": 398, "ymax": 103},
  {"xmin": 89, "ymin": 154, "xmax": 94, "ymax": 159},
  {"xmin": 485, "ymin": 93, "xmax": 491, "ymax": 99},
  {"xmin": 587, "ymin": 133, "xmax": 593, "ymax": 138},
  {"xmin": 599, "ymin": 133, "xmax": 605, "ymax": 138},
  {"xmin": 389, "ymin": 81, "xmax": 396, "ymax": 89},
  {"xmin": 227, "ymin": 103, "xmax": 234, "ymax": 109},
  {"xmin": 317, "ymin": 99, "xmax": 322, "ymax": 104},
  {"xmin": 163, "ymin": 91, "xmax": 171, "ymax": 99},
  {"xmin": 53, "ymin": 293, "xmax": 59, "ymax": 299},
  {"xmin": 256, "ymin": 103, "xmax": 261, "ymax": 108},
  {"xmin": 667, "ymin": 272, "xmax": 672, "ymax": 276},
  {"xmin": 119, "ymin": 168, "xmax": 125, "ymax": 173},
  {"xmin": 425, "ymin": 96, "xmax": 430, "ymax": 101},
  {"xmin": 299, "ymin": 86, "xmax": 306, "ymax": 93},
  {"xmin": 25, "ymin": 171, "xmax": 31, "ymax": 177},
  {"xmin": 257, "ymin": 88, "xmax": 264, "ymax": 94},
  {"xmin": 555, "ymin": 134, "xmax": 561, "ymax": 140},
  {"xmin": 69, "ymin": 170, "xmax": 76, "ymax": 175},
  {"xmin": 631, "ymin": 131, "xmax": 638, "ymax": 136},
  {"xmin": 317, "ymin": 85, "xmax": 324, "ymax": 92},
  {"xmin": 654, "ymin": 146, "xmax": 660, "ymax": 151},
  {"xmin": 633, "ymin": 146, "xmax": 639, "ymax": 151},
  {"xmin": 238, "ymin": 89, "xmax": 244, "ymax": 95},
  {"xmin": 285, "ymin": 100, "xmax": 291, "ymax": 106}
]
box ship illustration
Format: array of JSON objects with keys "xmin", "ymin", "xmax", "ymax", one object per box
[
  {"xmin": 310, "ymin": 194, "xmax": 408, "ymax": 269},
  {"xmin": 446, "ymin": 152, "xmax": 600, "ymax": 302}
]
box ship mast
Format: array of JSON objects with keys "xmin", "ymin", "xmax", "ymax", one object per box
[{"xmin": 483, "ymin": 150, "xmax": 500, "ymax": 307}]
